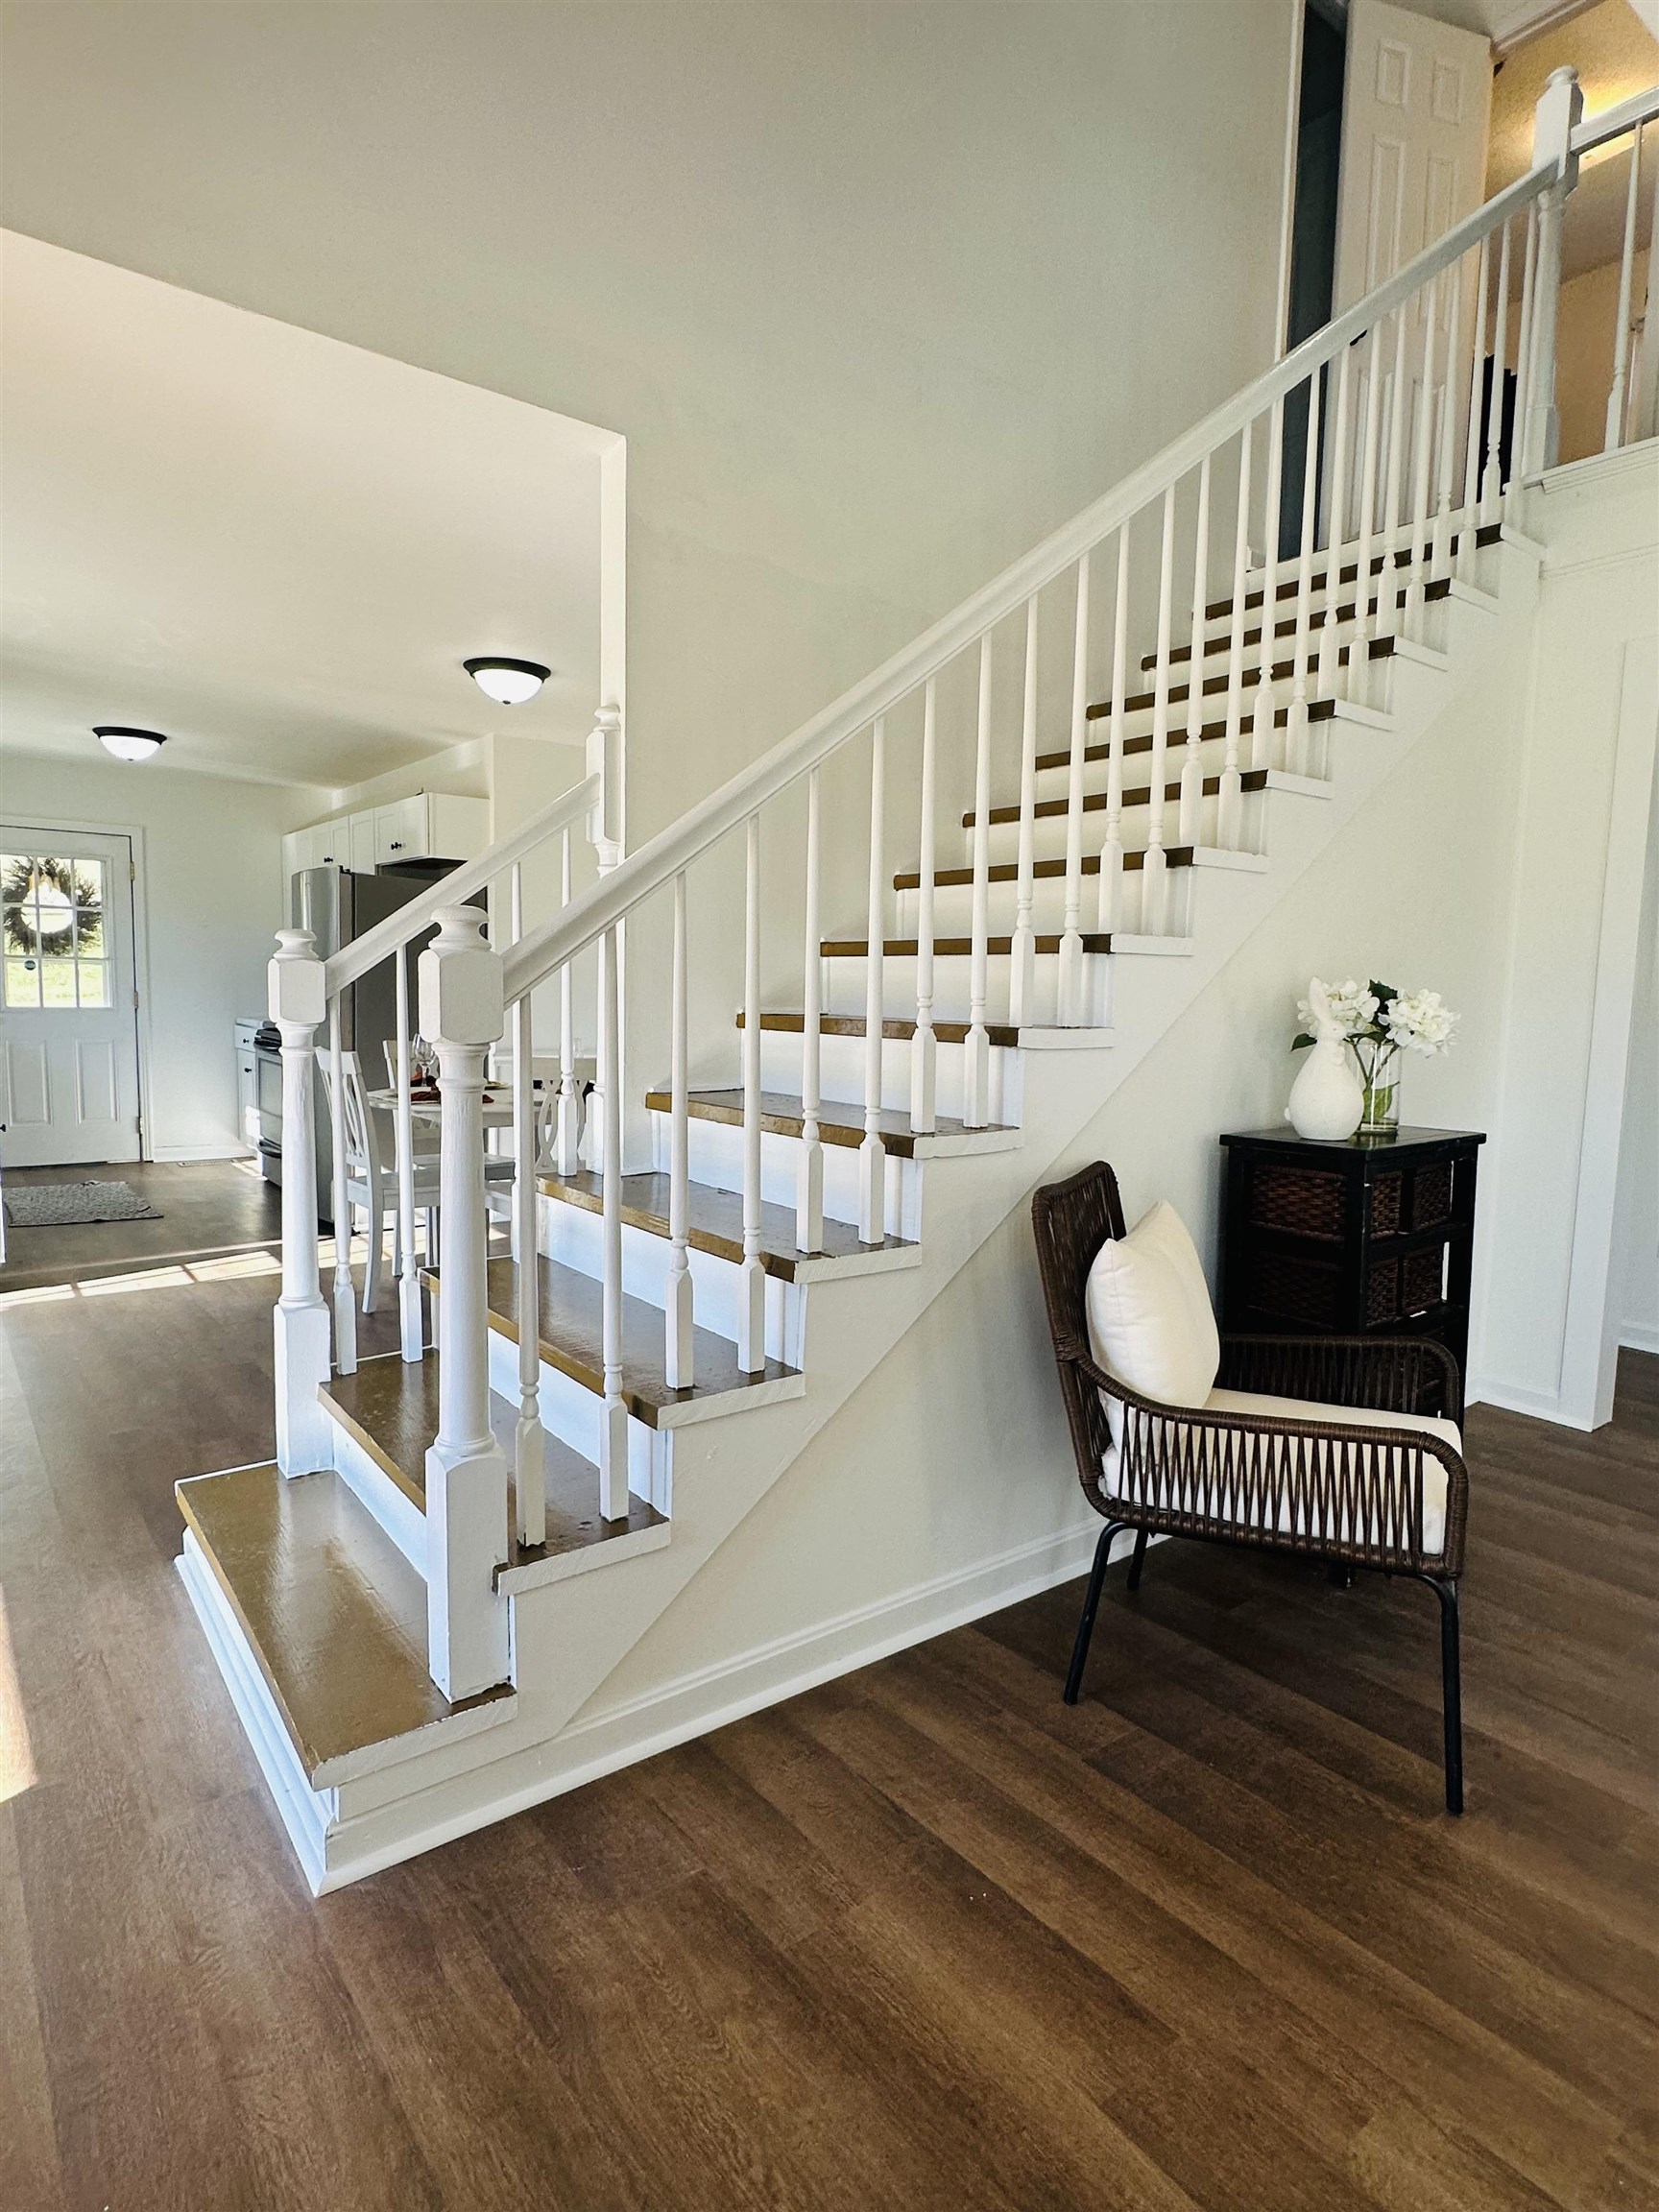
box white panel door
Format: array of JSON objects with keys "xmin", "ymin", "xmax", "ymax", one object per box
[
  {"xmin": 1334, "ymin": 0, "xmax": 1491, "ymax": 312},
  {"xmin": 0, "ymin": 828, "xmax": 142, "ymax": 1166}
]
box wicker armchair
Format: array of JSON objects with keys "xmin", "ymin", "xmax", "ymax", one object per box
[{"xmin": 1032, "ymin": 1161, "xmax": 1469, "ymax": 1814}]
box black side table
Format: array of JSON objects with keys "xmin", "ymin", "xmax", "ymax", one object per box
[{"xmin": 1218, "ymin": 1126, "xmax": 1484, "ymax": 1381}]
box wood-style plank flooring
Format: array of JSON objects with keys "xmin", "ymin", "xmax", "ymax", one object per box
[
  {"xmin": 0, "ymin": 1157, "xmax": 285, "ymax": 1290},
  {"xmin": 0, "ymin": 1258, "xmax": 1653, "ymax": 2211}
]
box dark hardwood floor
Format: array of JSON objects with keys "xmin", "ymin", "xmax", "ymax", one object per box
[
  {"xmin": 0, "ymin": 1257, "xmax": 1653, "ymax": 2211},
  {"xmin": 0, "ymin": 1158, "xmax": 285, "ymax": 1291}
]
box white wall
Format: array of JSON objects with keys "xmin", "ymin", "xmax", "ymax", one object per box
[
  {"xmin": 1613, "ymin": 786, "xmax": 1658, "ymax": 1354},
  {"xmin": 0, "ymin": 753, "xmax": 324, "ymax": 1158}
]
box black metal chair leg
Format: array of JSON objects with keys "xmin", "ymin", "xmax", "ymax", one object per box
[
  {"xmin": 1064, "ymin": 1522, "xmax": 1123, "ymax": 1705},
  {"xmin": 1425, "ymin": 1575, "xmax": 1464, "ymax": 1815},
  {"xmin": 1126, "ymin": 1527, "xmax": 1148, "ymax": 1592}
]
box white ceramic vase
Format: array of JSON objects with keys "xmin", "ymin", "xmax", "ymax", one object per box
[{"xmin": 1286, "ymin": 979, "xmax": 1364, "ymax": 1141}]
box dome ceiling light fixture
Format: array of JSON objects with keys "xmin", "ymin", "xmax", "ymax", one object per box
[
  {"xmin": 93, "ymin": 726, "xmax": 169, "ymax": 763},
  {"xmin": 464, "ymin": 656, "xmax": 551, "ymax": 707}
]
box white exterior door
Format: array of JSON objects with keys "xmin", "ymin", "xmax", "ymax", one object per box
[
  {"xmin": 1334, "ymin": 0, "xmax": 1491, "ymax": 312},
  {"xmin": 0, "ymin": 827, "xmax": 143, "ymax": 1166}
]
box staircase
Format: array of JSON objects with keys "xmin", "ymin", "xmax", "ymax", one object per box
[{"xmin": 174, "ymin": 66, "xmax": 1657, "ymax": 1890}]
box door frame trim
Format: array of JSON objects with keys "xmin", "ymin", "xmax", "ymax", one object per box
[{"xmin": 0, "ymin": 812, "xmax": 152, "ymax": 1162}]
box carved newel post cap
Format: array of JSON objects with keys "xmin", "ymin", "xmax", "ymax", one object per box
[
  {"xmin": 419, "ymin": 904, "xmax": 505, "ymax": 1046},
  {"xmin": 269, "ymin": 926, "xmax": 325, "ymax": 1028}
]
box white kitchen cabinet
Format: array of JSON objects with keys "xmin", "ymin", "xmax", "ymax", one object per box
[
  {"xmin": 349, "ymin": 808, "xmax": 377, "ymax": 873},
  {"xmin": 232, "ymin": 1018, "xmax": 262, "ymax": 1153},
  {"xmin": 312, "ymin": 817, "xmax": 349, "ymax": 867},
  {"xmin": 373, "ymin": 792, "xmax": 489, "ymax": 867}
]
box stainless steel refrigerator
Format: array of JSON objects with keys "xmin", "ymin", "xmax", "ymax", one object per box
[{"xmin": 257, "ymin": 860, "xmax": 468, "ymax": 1221}]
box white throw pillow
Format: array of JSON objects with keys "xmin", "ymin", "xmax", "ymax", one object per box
[{"xmin": 1085, "ymin": 1199, "xmax": 1220, "ymax": 1427}]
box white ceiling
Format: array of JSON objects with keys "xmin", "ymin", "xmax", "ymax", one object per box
[{"xmin": 0, "ymin": 231, "xmax": 614, "ymax": 790}]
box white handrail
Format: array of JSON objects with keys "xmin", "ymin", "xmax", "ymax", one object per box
[
  {"xmin": 325, "ymin": 771, "xmax": 600, "ymax": 998},
  {"xmin": 1571, "ymin": 83, "xmax": 1659, "ymax": 156},
  {"xmin": 501, "ymin": 163, "xmax": 1554, "ymax": 1006}
]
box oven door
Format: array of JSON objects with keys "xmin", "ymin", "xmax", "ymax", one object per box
[{"xmin": 254, "ymin": 1047, "xmax": 284, "ymax": 1179}]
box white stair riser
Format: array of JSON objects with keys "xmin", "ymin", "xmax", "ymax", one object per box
[
  {"xmin": 752, "ymin": 1025, "xmax": 1018, "ymax": 1118},
  {"xmin": 649, "ymin": 1106, "xmax": 926, "ymax": 1240},
  {"xmin": 483, "ymin": 1320, "xmax": 665, "ymax": 1504},
  {"xmin": 329, "ymin": 1416, "xmax": 428, "ymax": 1575},
  {"xmin": 822, "ymin": 948, "xmax": 1114, "ymax": 1027},
  {"xmin": 1023, "ymin": 716, "xmax": 1343, "ymax": 812}
]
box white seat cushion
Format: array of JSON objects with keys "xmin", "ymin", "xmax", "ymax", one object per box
[
  {"xmin": 1103, "ymin": 1384, "xmax": 1460, "ymax": 1559},
  {"xmin": 1085, "ymin": 1200, "xmax": 1219, "ymax": 1440}
]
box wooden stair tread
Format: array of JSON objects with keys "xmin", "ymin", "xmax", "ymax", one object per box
[
  {"xmin": 1036, "ymin": 696, "xmax": 1335, "ymax": 774},
  {"xmin": 176, "ymin": 1460, "xmax": 511, "ymax": 1781},
  {"xmin": 965, "ymin": 768, "xmax": 1268, "ymax": 830},
  {"xmin": 894, "ymin": 850, "xmax": 1194, "ymax": 890},
  {"xmin": 744, "ymin": 1010, "xmax": 1022, "ymax": 1049},
  {"xmin": 1199, "ymin": 523, "xmax": 1500, "ymax": 622},
  {"xmin": 321, "ymin": 1352, "xmax": 665, "ymax": 1555},
  {"xmin": 1148, "ymin": 576, "xmax": 1453, "ymax": 670},
  {"xmin": 1086, "ymin": 638, "xmax": 1389, "ymax": 722},
  {"xmin": 539, "ymin": 1166, "xmax": 914, "ymax": 1273},
  {"xmin": 646, "ymin": 1086, "xmax": 1014, "ymax": 1154},
  {"xmin": 447, "ymin": 1252, "xmax": 798, "ymax": 1423},
  {"xmin": 821, "ymin": 932, "xmax": 1112, "ymax": 959}
]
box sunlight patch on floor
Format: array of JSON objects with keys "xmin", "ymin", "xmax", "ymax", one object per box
[{"xmin": 0, "ymin": 1594, "xmax": 36, "ymax": 1803}]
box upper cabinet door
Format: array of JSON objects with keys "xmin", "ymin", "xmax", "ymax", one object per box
[
  {"xmin": 349, "ymin": 810, "xmax": 376, "ymax": 873},
  {"xmin": 374, "ymin": 796, "xmax": 428, "ymax": 867},
  {"xmin": 1334, "ymin": 0, "xmax": 1491, "ymax": 313}
]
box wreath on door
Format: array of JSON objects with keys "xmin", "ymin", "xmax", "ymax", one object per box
[{"xmin": 2, "ymin": 856, "xmax": 100, "ymax": 956}]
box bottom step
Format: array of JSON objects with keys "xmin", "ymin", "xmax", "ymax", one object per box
[{"xmin": 176, "ymin": 1461, "xmax": 516, "ymax": 1788}]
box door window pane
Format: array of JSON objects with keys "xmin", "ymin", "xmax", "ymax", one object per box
[
  {"xmin": 4, "ymin": 956, "xmax": 40, "ymax": 1009},
  {"xmin": 76, "ymin": 960, "xmax": 111, "ymax": 1008},
  {"xmin": 1, "ymin": 853, "xmax": 111, "ymax": 1008}
]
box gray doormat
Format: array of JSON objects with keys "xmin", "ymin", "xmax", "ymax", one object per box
[{"xmin": 3, "ymin": 1180, "xmax": 163, "ymax": 1228}]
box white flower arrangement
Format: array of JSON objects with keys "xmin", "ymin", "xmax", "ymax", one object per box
[{"xmin": 1292, "ymin": 974, "xmax": 1458, "ymax": 1131}]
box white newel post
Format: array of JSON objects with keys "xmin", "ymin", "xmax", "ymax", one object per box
[
  {"xmin": 418, "ymin": 905, "xmax": 511, "ymax": 1700},
  {"xmin": 270, "ymin": 928, "xmax": 333, "ymax": 1476},
  {"xmin": 1523, "ymin": 66, "xmax": 1583, "ymax": 479}
]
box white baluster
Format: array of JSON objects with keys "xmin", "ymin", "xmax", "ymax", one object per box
[
  {"xmin": 1508, "ymin": 201, "xmax": 1540, "ymax": 518},
  {"xmin": 1605, "ymin": 122, "xmax": 1644, "ymax": 452},
  {"xmin": 859, "ymin": 720, "xmax": 888, "ymax": 1241},
  {"xmin": 1351, "ymin": 321, "xmax": 1383, "ymax": 694},
  {"xmin": 1179, "ymin": 453, "xmax": 1211, "ymax": 843},
  {"xmin": 417, "ymin": 905, "xmax": 510, "ymax": 1699},
  {"xmin": 1143, "ymin": 486, "xmax": 1176, "ymax": 935},
  {"xmin": 910, "ymin": 680, "xmax": 937, "ymax": 1133},
  {"xmin": 269, "ymin": 927, "xmax": 331, "ymax": 1475},
  {"xmin": 1431, "ymin": 253, "xmax": 1463, "ymax": 580},
  {"xmin": 1009, "ymin": 600, "xmax": 1040, "ymax": 1024},
  {"xmin": 1459, "ymin": 231, "xmax": 1490, "ymax": 581},
  {"xmin": 553, "ymin": 825, "xmax": 581, "ymax": 1176},
  {"xmin": 1218, "ymin": 434, "xmax": 1250, "ymax": 851},
  {"xmin": 508, "ymin": 864, "xmax": 544, "ymax": 1551},
  {"xmin": 1288, "ymin": 372, "xmax": 1322, "ymax": 770},
  {"xmin": 1098, "ymin": 522, "xmax": 1131, "ymax": 913},
  {"xmin": 964, "ymin": 634, "xmax": 994, "ymax": 1125},
  {"xmin": 1634, "ymin": 141, "xmax": 1659, "ymax": 443},
  {"xmin": 1250, "ymin": 397, "xmax": 1284, "ymax": 770},
  {"xmin": 738, "ymin": 816, "xmax": 766, "ymax": 1370},
  {"xmin": 596, "ymin": 921, "xmax": 628, "ymax": 1518},
  {"xmin": 1379, "ymin": 304, "xmax": 1410, "ymax": 644},
  {"xmin": 1317, "ymin": 346, "xmax": 1353, "ymax": 703},
  {"xmin": 796, "ymin": 777, "xmax": 824, "ymax": 1253},
  {"xmin": 1057, "ymin": 552, "xmax": 1091, "ymax": 1024},
  {"xmin": 667, "ymin": 869, "xmax": 696, "ymax": 1383},
  {"xmin": 1404, "ymin": 274, "xmax": 1439, "ymax": 635},
  {"xmin": 1523, "ymin": 67, "xmax": 1583, "ymax": 479},
  {"xmin": 326, "ymin": 998, "xmax": 357, "ymax": 1375},
  {"xmin": 1481, "ymin": 218, "xmax": 1511, "ymax": 518},
  {"xmin": 394, "ymin": 942, "xmax": 421, "ymax": 1361}
]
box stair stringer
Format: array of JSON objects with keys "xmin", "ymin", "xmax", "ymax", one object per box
[{"xmin": 304, "ymin": 546, "xmax": 1539, "ymax": 1888}]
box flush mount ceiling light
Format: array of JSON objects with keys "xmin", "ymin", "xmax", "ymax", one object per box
[
  {"xmin": 464, "ymin": 656, "xmax": 551, "ymax": 706},
  {"xmin": 93, "ymin": 726, "xmax": 168, "ymax": 763}
]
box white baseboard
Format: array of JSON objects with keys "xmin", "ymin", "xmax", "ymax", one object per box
[
  {"xmin": 149, "ymin": 1142, "xmax": 250, "ymax": 1164},
  {"xmin": 1619, "ymin": 1324, "xmax": 1659, "ymax": 1355},
  {"xmin": 317, "ymin": 1515, "xmax": 1118, "ymax": 1891}
]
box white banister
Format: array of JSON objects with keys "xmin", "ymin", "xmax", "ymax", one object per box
[
  {"xmin": 1098, "ymin": 521, "xmax": 1131, "ymax": 913},
  {"xmin": 911, "ymin": 680, "xmax": 937, "ymax": 1132},
  {"xmin": 270, "ymin": 927, "xmax": 331, "ymax": 1475},
  {"xmin": 1288, "ymin": 373, "xmax": 1321, "ymax": 771},
  {"xmin": 1010, "ymin": 599, "xmax": 1040, "ymax": 1022},
  {"xmin": 1509, "ymin": 201, "xmax": 1540, "ymax": 518},
  {"xmin": 859, "ymin": 720, "xmax": 887, "ymax": 1241},
  {"xmin": 1179, "ymin": 453, "xmax": 1211, "ymax": 842},
  {"xmin": 1459, "ymin": 231, "xmax": 1489, "ymax": 581},
  {"xmin": 964, "ymin": 634, "xmax": 994, "ymax": 1126},
  {"xmin": 554, "ymin": 826, "xmax": 581, "ymax": 1176},
  {"xmin": 1605, "ymin": 120, "xmax": 1644, "ymax": 452},
  {"xmin": 1058, "ymin": 552, "xmax": 1092, "ymax": 1023},
  {"xmin": 417, "ymin": 905, "xmax": 510, "ymax": 1700},
  {"xmin": 326, "ymin": 998, "xmax": 357, "ymax": 1376},
  {"xmin": 1143, "ymin": 485, "xmax": 1176, "ymax": 934},
  {"xmin": 1251, "ymin": 397, "xmax": 1284, "ymax": 770},
  {"xmin": 1524, "ymin": 67, "xmax": 1584, "ymax": 478},
  {"xmin": 1635, "ymin": 135, "xmax": 1659, "ymax": 443},
  {"xmin": 1317, "ymin": 347, "xmax": 1352, "ymax": 703},
  {"xmin": 1481, "ymin": 216, "xmax": 1511, "ymax": 520},
  {"xmin": 667, "ymin": 869, "xmax": 694, "ymax": 1380},
  {"xmin": 508, "ymin": 866, "xmax": 545, "ymax": 1551},
  {"xmin": 1405, "ymin": 271, "xmax": 1439, "ymax": 634},
  {"xmin": 1218, "ymin": 435, "xmax": 1249, "ymax": 850},
  {"xmin": 1352, "ymin": 321, "xmax": 1383, "ymax": 696},
  {"xmin": 738, "ymin": 814, "xmax": 766, "ymax": 1371},
  {"xmin": 597, "ymin": 924, "xmax": 627, "ymax": 1519},
  {"xmin": 796, "ymin": 779, "xmax": 824, "ymax": 1253},
  {"xmin": 393, "ymin": 942, "xmax": 421, "ymax": 1361}
]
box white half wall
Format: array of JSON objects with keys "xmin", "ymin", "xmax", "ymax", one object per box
[{"xmin": 0, "ymin": 752, "xmax": 324, "ymax": 1159}]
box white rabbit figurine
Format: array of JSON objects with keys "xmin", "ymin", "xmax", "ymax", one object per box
[{"xmin": 1286, "ymin": 977, "xmax": 1364, "ymax": 1141}]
